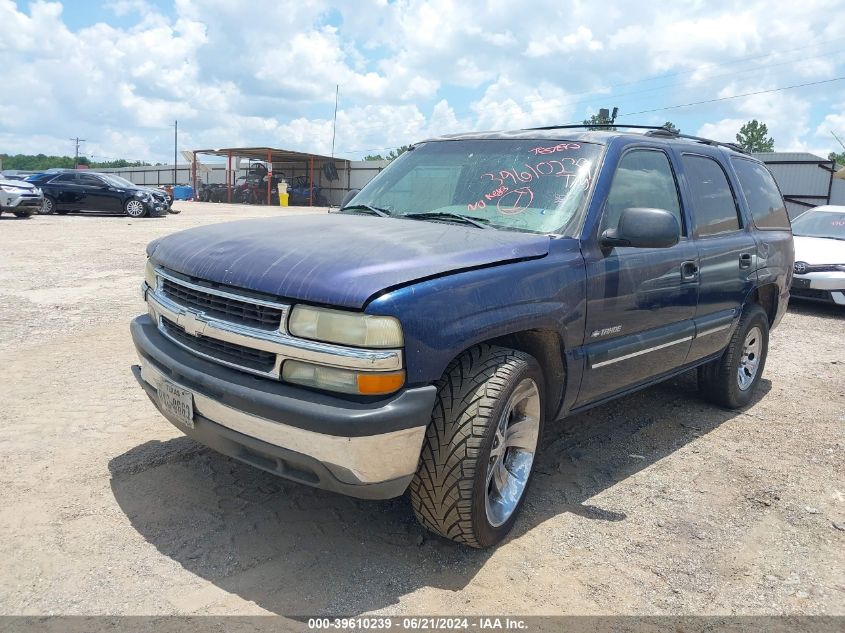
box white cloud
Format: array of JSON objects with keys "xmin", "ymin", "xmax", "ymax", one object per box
[{"xmin": 0, "ymin": 0, "xmax": 843, "ymax": 162}]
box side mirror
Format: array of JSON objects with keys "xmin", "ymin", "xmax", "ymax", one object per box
[
  {"xmin": 340, "ymin": 189, "xmax": 360, "ymax": 209},
  {"xmin": 601, "ymin": 207, "xmax": 680, "ymax": 249}
]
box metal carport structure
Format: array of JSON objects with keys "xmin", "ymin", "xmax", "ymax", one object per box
[{"xmin": 190, "ymin": 146, "xmax": 347, "ymax": 206}]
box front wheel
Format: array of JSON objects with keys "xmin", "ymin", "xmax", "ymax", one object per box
[
  {"xmin": 124, "ymin": 199, "xmax": 148, "ymax": 218},
  {"xmin": 410, "ymin": 345, "xmax": 544, "ymax": 548},
  {"xmin": 40, "ymin": 196, "xmax": 57, "ymax": 214},
  {"xmin": 698, "ymin": 304, "xmax": 769, "ymax": 409}
]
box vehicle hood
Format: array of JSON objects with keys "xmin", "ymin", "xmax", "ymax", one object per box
[
  {"xmin": 793, "ymin": 235, "xmax": 845, "ymax": 265},
  {"xmin": 0, "ymin": 179, "xmax": 36, "ymax": 190},
  {"xmin": 148, "ymin": 214, "xmax": 551, "ymax": 308}
]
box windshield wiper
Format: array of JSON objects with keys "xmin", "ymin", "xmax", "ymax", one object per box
[
  {"xmin": 403, "ymin": 211, "xmax": 493, "ymax": 229},
  {"xmin": 340, "ymin": 204, "xmax": 392, "ymax": 217}
]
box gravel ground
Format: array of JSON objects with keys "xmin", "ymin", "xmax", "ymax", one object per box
[{"xmin": 0, "ymin": 203, "xmax": 842, "ymax": 616}]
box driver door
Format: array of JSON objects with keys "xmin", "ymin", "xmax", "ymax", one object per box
[
  {"xmin": 76, "ymin": 173, "xmax": 111, "ymax": 212},
  {"xmin": 576, "ymin": 147, "xmax": 699, "ymax": 406}
]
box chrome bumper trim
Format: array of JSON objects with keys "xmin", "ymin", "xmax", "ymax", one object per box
[{"xmin": 139, "ymin": 360, "xmax": 425, "ymax": 484}]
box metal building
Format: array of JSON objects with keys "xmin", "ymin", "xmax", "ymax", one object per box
[{"xmin": 753, "ymin": 152, "xmax": 845, "ymax": 218}]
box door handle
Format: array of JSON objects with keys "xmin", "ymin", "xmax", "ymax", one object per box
[
  {"xmin": 739, "ymin": 253, "xmax": 753, "ymax": 269},
  {"xmin": 680, "ymin": 260, "xmax": 699, "ymax": 281}
]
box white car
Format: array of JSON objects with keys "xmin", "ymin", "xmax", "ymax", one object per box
[
  {"xmin": 790, "ymin": 205, "xmax": 845, "ymax": 306},
  {"xmin": 0, "ymin": 178, "xmax": 43, "ymax": 218}
]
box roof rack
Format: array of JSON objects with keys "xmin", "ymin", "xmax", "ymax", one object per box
[{"xmin": 523, "ymin": 123, "xmax": 748, "ymax": 154}]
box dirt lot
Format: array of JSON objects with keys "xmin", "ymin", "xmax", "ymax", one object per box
[{"xmin": 0, "ymin": 202, "xmax": 842, "ymax": 617}]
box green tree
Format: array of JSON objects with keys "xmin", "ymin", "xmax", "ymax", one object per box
[
  {"xmin": 736, "ymin": 120, "xmax": 775, "ymax": 153},
  {"xmin": 364, "ymin": 145, "xmax": 411, "ymax": 162},
  {"xmin": 583, "ymin": 112, "xmax": 616, "ymax": 131},
  {"xmin": 829, "ymin": 151, "xmax": 845, "ymax": 166},
  {"xmin": 662, "ymin": 121, "xmax": 680, "ymax": 133}
]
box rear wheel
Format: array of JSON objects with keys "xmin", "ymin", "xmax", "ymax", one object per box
[
  {"xmin": 698, "ymin": 303, "xmax": 769, "ymax": 409},
  {"xmin": 124, "ymin": 199, "xmax": 148, "ymax": 218},
  {"xmin": 410, "ymin": 345, "xmax": 544, "ymax": 548}
]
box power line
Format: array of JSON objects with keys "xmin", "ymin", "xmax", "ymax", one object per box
[
  {"xmin": 335, "ymin": 39, "xmax": 845, "ymax": 148},
  {"xmin": 337, "ymin": 75, "xmax": 845, "ymax": 156},
  {"xmin": 619, "ymin": 75, "xmax": 845, "ymax": 118}
]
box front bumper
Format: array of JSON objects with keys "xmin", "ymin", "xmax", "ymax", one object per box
[
  {"xmin": 791, "ymin": 272, "xmax": 845, "ymax": 306},
  {"xmin": 131, "ymin": 315, "xmax": 436, "ymax": 499},
  {"xmin": 1, "ymin": 192, "xmax": 43, "ymax": 210}
]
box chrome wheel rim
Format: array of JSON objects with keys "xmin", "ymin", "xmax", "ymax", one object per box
[
  {"xmin": 485, "ymin": 378, "xmax": 540, "ymax": 528},
  {"xmin": 737, "ymin": 326, "xmax": 762, "ymax": 391},
  {"xmin": 41, "ymin": 198, "xmax": 52, "ymax": 214},
  {"xmin": 125, "ymin": 200, "xmax": 145, "ymax": 217}
]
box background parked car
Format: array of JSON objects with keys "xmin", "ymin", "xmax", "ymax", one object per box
[
  {"xmin": 790, "ymin": 205, "xmax": 845, "ymax": 306},
  {"xmin": 0, "ymin": 178, "xmax": 43, "ymax": 218},
  {"xmin": 39, "ymin": 172, "xmax": 169, "ymax": 217},
  {"xmin": 103, "ymin": 174, "xmax": 176, "ymax": 213}
]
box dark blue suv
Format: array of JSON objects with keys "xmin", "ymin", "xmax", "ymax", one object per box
[{"xmin": 131, "ymin": 126, "xmax": 793, "ymax": 547}]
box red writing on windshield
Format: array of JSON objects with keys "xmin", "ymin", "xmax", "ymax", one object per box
[{"xmin": 529, "ymin": 143, "xmax": 581, "ymax": 155}]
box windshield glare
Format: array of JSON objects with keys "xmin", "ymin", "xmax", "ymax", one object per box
[
  {"xmin": 791, "ymin": 210, "xmax": 845, "ymax": 239},
  {"xmin": 103, "ymin": 175, "xmax": 136, "ymax": 188},
  {"xmin": 349, "ymin": 139, "xmax": 602, "ymax": 235}
]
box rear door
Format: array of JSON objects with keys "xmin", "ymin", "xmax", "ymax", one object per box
[
  {"xmin": 577, "ymin": 147, "xmax": 699, "ymax": 406},
  {"xmin": 678, "ymin": 152, "xmax": 758, "ymax": 362},
  {"xmin": 50, "ymin": 173, "xmax": 83, "ymax": 209}
]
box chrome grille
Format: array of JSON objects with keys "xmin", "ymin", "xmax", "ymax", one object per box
[
  {"xmin": 161, "ymin": 276, "xmax": 284, "ymax": 330},
  {"xmin": 145, "ymin": 266, "xmax": 403, "ymax": 380},
  {"xmin": 161, "ymin": 317, "xmax": 277, "ymax": 372}
]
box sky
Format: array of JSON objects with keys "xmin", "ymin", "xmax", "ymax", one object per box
[{"xmin": 1, "ymin": 0, "xmax": 845, "ymax": 164}]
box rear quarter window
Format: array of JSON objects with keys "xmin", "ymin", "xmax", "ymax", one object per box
[{"xmin": 731, "ymin": 158, "xmax": 790, "ymax": 230}]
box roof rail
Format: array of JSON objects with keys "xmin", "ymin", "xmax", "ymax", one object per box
[
  {"xmin": 643, "ymin": 128, "xmax": 748, "ymax": 154},
  {"xmin": 522, "ymin": 123, "xmax": 748, "ymax": 154}
]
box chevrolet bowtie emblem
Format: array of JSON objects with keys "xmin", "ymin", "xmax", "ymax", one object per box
[{"xmin": 180, "ymin": 309, "xmax": 207, "ymax": 337}]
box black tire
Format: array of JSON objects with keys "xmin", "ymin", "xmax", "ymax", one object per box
[
  {"xmin": 698, "ymin": 304, "xmax": 769, "ymax": 409},
  {"xmin": 410, "ymin": 344, "xmax": 545, "ymax": 548},
  {"xmin": 14, "ymin": 210, "xmax": 34, "ymax": 218},
  {"xmin": 40, "ymin": 196, "xmax": 57, "ymax": 215}
]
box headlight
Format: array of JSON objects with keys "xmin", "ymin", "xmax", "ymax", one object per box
[
  {"xmin": 135, "ymin": 191, "xmax": 152, "ymax": 201},
  {"xmin": 145, "ymin": 259, "xmax": 157, "ymax": 290},
  {"xmin": 282, "ymin": 360, "xmax": 405, "ymax": 395},
  {"xmin": 288, "ymin": 305, "xmax": 403, "ymax": 348},
  {"xmin": 0, "ymin": 185, "xmax": 23, "ymax": 192}
]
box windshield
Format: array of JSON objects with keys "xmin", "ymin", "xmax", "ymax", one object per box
[
  {"xmin": 791, "ymin": 210, "xmax": 845, "ymax": 240},
  {"xmin": 348, "ymin": 139, "xmax": 602, "ymax": 235}
]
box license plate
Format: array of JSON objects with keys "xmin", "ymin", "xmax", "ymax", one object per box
[
  {"xmin": 792, "ymin": 278, "xmax": 810, "ymax": 288},
  {"xmin": 159, "ymin": 379, "xmax": 194, "ymax": 429}
]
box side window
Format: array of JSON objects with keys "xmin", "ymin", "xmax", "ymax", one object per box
[
  {"xmin": 78, "ymin": 174, "xmax": 102, "ymax": 186},
  {"xmin": 53, "ymin": 173, "xmax": 76, "ymax": 183},
  {"xmin": 603, "ymin": 149, "xmax": 684, "ymax": 236},
  {"xmin": 730, "ymin": 158, "xmax": 790, "ymax": 229},
  {"xmin": 682, "ymin": 154, "xmax": 741, "ymax": 237}
]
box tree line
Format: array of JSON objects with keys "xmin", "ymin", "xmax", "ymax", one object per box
[{"xmin": 0, "ymin": 154, "xmax": 153, "ymax": 171}]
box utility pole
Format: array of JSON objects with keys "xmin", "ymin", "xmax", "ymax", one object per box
[
  {"xmin": 331, "ymin": 85, "xmax": 339, "ymax": 158},
  {"xmin": 173, "ymin": 120, "xmax": 178, "ymax": 185},
  {"xmin": 70, "ymin": 137, "xmax": 86, "ymax": 168}
]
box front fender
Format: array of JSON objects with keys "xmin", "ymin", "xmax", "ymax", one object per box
[{"xmin": 366, "ymin": 239, "xmax": 587, "ymax": 385}]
